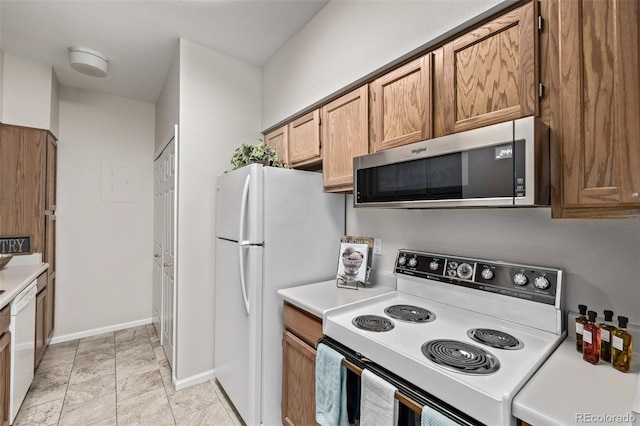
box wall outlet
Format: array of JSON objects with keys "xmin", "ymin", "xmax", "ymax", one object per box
[{"xmin": 373, "ymin": 238, "xmax": 382, "ymax": 255}]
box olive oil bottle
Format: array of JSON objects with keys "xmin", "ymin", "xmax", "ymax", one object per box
[
  {"xmin": 582, "ymin": 310, "xmax": 601, "ymax": 365},
  {"xmin": 575, "ymin": 304, "xmax": 588, "ymax": 352},
  {"xmin": 612, "ymin": 316, "xmax": 633, "ymax": 373},
  {"xmin": 599, "ymin": 310, "xmax": 616, "ymax": 363}
]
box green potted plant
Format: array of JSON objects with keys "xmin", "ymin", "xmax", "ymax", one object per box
[{"xmin": 229, "ymin": 142, "xmax": 288, "ymax": 170}]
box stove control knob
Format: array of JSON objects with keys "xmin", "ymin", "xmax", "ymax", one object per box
[
  {"xmin": 534, "ymin": 276, "xmax": 550, "ymax": 290},
  {"xmin": 398, "ymin": 256, "xmax": 407, "ymax": 266},
  {"xmin": 448, "ymin": 261, "xmax": 458, "ymax": 269},
  {"xmin": 513, "ymin": 272, "xmax": 529, "ymax": 286},
  {"xmin": 457, "ymin": 263, "xmax": 473, "ymax": 280},
  {"xmin": 408, "ymin": 257, "xmax": 418, "ymax": 267},
  {"xmin": 447, "ymin": 270, "xmax": 457, "ymax": 277},
  {"xmin": 481, "ymin": 267, "xmax": 494, "ymax": 280},
  {"xmin": 429, "ymin": 260, "xmax": 440, "ymax": 271}
]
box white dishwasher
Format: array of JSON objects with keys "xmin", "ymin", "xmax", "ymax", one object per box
[{"xmin": 9, "ymin": 280, "xmax": 37, "ymax": 424}]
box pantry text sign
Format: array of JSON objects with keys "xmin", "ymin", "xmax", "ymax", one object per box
[{"xmin": 0, "ymin": 237, "xmax": 30, "ymax": 254}]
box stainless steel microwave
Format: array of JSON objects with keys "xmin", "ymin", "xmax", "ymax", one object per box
[{"xmin": 353, "ymin": 116, "xmax": 550, "ymax": 208}]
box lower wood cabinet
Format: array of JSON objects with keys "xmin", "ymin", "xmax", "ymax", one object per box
[
  {"xmin": 35, "ymin": 271, "xmax": 50, "ymax": 368},
  {"xmin": 35, "ymin": 286, "xmax": 47, "ymax": 368},
  {"xmin": 0, "ymin": 304, "xmax": 11, "ymax": 426},
  {"xmin": 282, "ymin": 302, "xmax": 322, "ymax": 426}
]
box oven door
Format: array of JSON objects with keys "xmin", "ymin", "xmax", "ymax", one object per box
[{"xmin": 319, "ymin": 337, "xmax": 484, "ymax": 426}]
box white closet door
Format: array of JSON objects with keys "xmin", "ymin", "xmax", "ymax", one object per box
[
  {"xmin": 153, "ymin": 128, "xmax": 177, "ymax": 372},
  {"xmin": 161, "ymin": 138, "xmax": 176, "ymax": 368},
  {"xmin": 152, "ymin": 155, "xmax": 163, "ymax": 339}
]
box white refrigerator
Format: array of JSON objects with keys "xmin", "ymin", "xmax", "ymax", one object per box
[{"xmin": 214, "ymin": 164, "xmax": 345, "ymax": 426}]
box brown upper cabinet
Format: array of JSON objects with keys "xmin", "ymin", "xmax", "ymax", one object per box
[
  {"xmin": 548, "ymin": 0, "xmax": 640, "ymax": 218},
  {"xmin": 322, "ymin": 86, "xmax": 369, "ymax": 193},
  {"xmin": 0, "ymin": 124, "xmax": 47, "ymax": 254},
  {"xmin": 371, "ymin": 54, "xmax": 431, "ymax": 152},
  {"xmin": 264, "ymin": 124, "xmax": 289, "ymax": 166},
  {"xmin": 436, "ymin": 2, "xmax": 537, "ymax": 136},
  {"xmin": 288, "ymin": 109, "xmax": 321, "ymax": 168}
]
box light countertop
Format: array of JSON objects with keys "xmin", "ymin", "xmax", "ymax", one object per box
[
  {"xmin": 0, "ymin": 262, "xmax": 49, "ymax": 310},
  {"xmin": 513, "ymin": 338, "xmax": 639, "ymax": 425},
  {"xmin": 277, "ymin": 279, "xmax": 395, "ymax": 318}
]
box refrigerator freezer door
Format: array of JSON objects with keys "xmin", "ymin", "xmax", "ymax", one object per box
[
  {"xmin": 215, "ymin": 163, "xmax": 264, "ymax": 244},
  {"xmin": 214, "ymin": 238, "xmax": 263, "ymax": 426}
]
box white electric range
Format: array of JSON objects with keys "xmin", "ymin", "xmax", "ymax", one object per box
[{"xmin": 323, "ymin": 249, "xmax": 565, "ymax": 425}]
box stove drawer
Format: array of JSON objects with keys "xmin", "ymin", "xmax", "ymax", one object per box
[{"xmin": 284, "ymin": 302, "xmax": 322, "ymax": 347}]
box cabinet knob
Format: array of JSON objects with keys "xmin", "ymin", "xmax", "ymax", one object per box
[
  {"xmin": 163, "ymin": 262, "xmax": 173, "ymax": 267},
  {"xmin": 154, "ymin": 254, "xmax": 161, "ymax": 258},
  {"xmin": 632, "ymin": 192, "xmax": 639, "ymax": 199}
]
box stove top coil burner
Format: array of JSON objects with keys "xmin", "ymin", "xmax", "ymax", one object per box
[
  {"xmin": 467, "ymin": 328, "xmax": 524, "ymax": 350},
  {"xmin": 384, "ymin": 304, "xmax": 435, "ymax": 323},
  {"xmin": 421, "ymin": 339, "xmax": 500, "ymax": 375},
  {"xmin": 352, "ymin": 315, "xmax": 395, "ymax": 332}
]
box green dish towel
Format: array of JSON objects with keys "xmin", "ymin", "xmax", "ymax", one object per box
[{"xmin": 315, "ymin": 343, "xmax": 348, "ymax": 426}]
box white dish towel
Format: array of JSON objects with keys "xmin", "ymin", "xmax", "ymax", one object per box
[{"xmin": 360, "ymin": 369, "xmax": 398, "ymax": 426}]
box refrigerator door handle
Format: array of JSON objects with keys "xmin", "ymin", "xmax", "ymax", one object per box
[
  {"xmin": 238, "ymin": 174, "xmax": 251, "ymax": 245},
  {"xmin": 238, "ymin": 245, "xmax": 250, "ymax": 316},
  {"xmin": 237, "ymin": 174, "xmax": 252, "ymax": 316}
]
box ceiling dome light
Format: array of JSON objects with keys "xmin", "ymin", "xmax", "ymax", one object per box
[{"xmin": 69, "ymin": 46, "xmax": 109, "ymax": 77}]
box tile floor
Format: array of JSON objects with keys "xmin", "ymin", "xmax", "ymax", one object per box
[{"xmin": 15, "ymin": 324, "xmax": 245, "ymax": 426}]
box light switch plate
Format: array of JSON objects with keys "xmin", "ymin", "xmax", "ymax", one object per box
[{"xmin": 373, "ymin": 238, "xmax": 382, "ymax": 255}]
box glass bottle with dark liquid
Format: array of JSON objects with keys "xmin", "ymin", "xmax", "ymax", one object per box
[
  {"xmin": 583, "ymin": 310, "xmax": 601, "ymax": 365},
  {"xmin": 575, "ymin": 304, "xmax": 588, "ymax": 352},
  {"xmin": 599, "ymin": 310, "xmax": 616, "ymax": 363},
  {"xmin": 612, "ymin": 316, "xmax": 633, "ymax": 373}
]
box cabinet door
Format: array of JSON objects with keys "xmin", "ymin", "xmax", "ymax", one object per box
[
  {"xmin": 35, "ymin": 287, "xmax": 47, "ymax": 368},
  {"xmin": 0, "ymin": 331, "xmax": 10, "ymax": 426},
  {"xmin": 371, "ymin": 54, "xmax": 431, "ymax": 152},
  {"xmin": 0, "ymin": 125, "xmax": 47, "ymax": 254},
  {"xmin": 322, "ymin": 86, "xmax": 369, "ymax": 192},
  {"xmin": 265, "ymin": 125, "xmax": 289, "ymax": 166},
  {"xmin": 288, "ymin": 110, "xmax": 321, "ymax": 167},
  {"xmin": 282, "ymin": 330, "xmax": 318, "ymax": 426},
  {"xmin": 553, "ymin": 0, "xmax": 640, "ymax": 216},
  {"xmin": 439, "ymin": 2, "xmax": 537, "ymax": 134},
  {"xmin": 46, "ymin": 273, "xmax": 55, "ymax": 342},
  {"xmin": 44, "ymin": 214, "xmax": 56, "ymax": 275},
  {"xmin": 45, "ymin": 135, "xmax": 57, "ymax": 212}
]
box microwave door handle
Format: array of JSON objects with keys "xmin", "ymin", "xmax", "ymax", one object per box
[{"xmin": 237, "ymin": 174, "xmax": 251, "ymax": 316}]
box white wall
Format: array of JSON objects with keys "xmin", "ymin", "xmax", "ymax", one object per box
[
  {"xmin": 1, "ymin": 53, "xmax": 58, "ymax": 135},
  {"xmin": 56, "ymin": 86, "xmax": 155, "ymax": 339},
  {"xmin": 155, "ymin": 43, "xmax": 180, "ymax": 152},
  {"xmin": 262, "ymin": 0, "xmax": 502, "ymax": 129},
  {"xmin": 263, "ymin": 0, "xmax": 640, "ymax": 324},
  {"xmin": 346, "ymin": 201, "xmax": 640, "ymax": 324},
  {"xmin": 50, "ymin": 70, "xmax": 60, "ymax": 137},
  {"xmin": 174, "ymin": 39, "xmax": 261, "ymax": 383}
]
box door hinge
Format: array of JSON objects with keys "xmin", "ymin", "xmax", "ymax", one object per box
[
  {"xmin": 538, "ymin": 15, "xmax": 544, "ymax": 33},
  {"xmin": 538, "ymin": 82, "xmax": 544, "ymax": 99}
]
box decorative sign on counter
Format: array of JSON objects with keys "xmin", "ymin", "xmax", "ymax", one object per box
[
  {"xmin": 0, "ymin": 236, "xmax": 31, "ymax": 254},
  {"xmin": 336, "ymin": 236, "xmax": 374, "ymax": 290}
]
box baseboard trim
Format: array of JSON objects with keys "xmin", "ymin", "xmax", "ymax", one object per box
[
  {"xmin": 50, "ymin": 317, "xmax": 153, "ymax": 344},
  {"xmin": 173, "ymin": 369, "xmax": 215, "ymax": 391}
]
